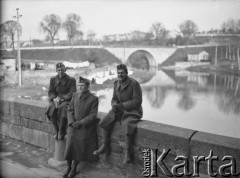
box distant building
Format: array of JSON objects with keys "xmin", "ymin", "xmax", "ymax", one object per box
[
  {"xmin": 35, "ymin": 62, "xmax": 45, "ymax": 70},
  {"xmin": 0, "ymin": 58, "xmax": 16, "ymax": 72},
  {"xmin": 187, "ymin": 50, "xmax": 209, "ymax": 62},
  {"xmin": 103, "ymin": 31, "xmax": 147, "ymax": 42},
  {"xmin": 131, "ymin": 31, "xmax": 147, "ymax": 40},
  {"xmin": 63, "ymin": 61, "xmax": 90, "ymax": 69}
]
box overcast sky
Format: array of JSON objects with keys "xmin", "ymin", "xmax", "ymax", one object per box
[{"xmin": 2, "ymin": 0, "xmax": 240, "ymax": 41}]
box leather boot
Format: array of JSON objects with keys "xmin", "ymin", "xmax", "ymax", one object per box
[
  {"xmin": 123, "ymin": 135, "xmax": 133, "ymax": 164},
  {"xmin": 93, "ymin": 129, "xmax": 110, "ymax": 155},
  {"xmin": 68, "ymin": 160, "xmax": 79, "ymax": 178},
  {"xmin": 63, "ymin": 160, "xmax": 72, "ymax": 178},
  {"xmin": 51, "ymin": 116, "xmax": 59, "ymax": 140},
  {"xmin": 59, "ymin": 117, "xmax": 67, "ymax": 140}
]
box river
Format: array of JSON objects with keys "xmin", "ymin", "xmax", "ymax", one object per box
[{"xmin": 94, "ymin": 69, "xmax": 240, "ymax": 139}]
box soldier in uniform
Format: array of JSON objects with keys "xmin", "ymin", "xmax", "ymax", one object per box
[
  {"xmin": 93, "ymin": 64, "xmax": 143, "ymax": 164},
  {"xmin": 46, "ymin": 63, "xmax": 76, "ymax": 140},
  {"xmin": 63, "ymin": 77, "xmax": 99, "ymax": 178}
]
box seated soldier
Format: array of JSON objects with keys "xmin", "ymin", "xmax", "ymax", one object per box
[
  {"xmin": 46, "ymin": 63, "xmax": 76, "ymax": 140},
  {"xmin": 93, "ymin": 64, "xmax": 143, "ymax": 164}
]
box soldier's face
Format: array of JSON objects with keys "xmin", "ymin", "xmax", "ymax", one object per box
[
  {"xmin": 57, "ymin": 66, "xmax": 66, "ymax": 78},
  {"xmin": 79, "ymin": 83, "xmax": 89, "ymax": 92},
  {"xmin": 117, "ymin": 69, "xmax": 128, "ymax": 82}
]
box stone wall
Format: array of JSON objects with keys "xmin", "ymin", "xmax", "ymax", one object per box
[
  {"xmin": 0, "ymin": 98, "xmax": 54, "ymax": 149},
  {"xmin": 0, "ymin": 98, "xmax": 239, "ymax": 177}
]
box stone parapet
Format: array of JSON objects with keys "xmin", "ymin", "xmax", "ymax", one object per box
[
  {"xmin": 190, "ymin": 132, "xmax": 240, "ymax": 176},
  {"xmin": 0, "ymin": 97, "xmax": 239, "ymax": 177}
]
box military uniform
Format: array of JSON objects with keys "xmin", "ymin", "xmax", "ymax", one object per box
[
  {"xmin": 94, "ymin": 75, "xmax": 143, "ymax": 163},
  {"xmin": 93, "ymin": 64, "xmax": 143, "ymax": 164},
  {"xmin": 64, "ymin": 91, "xmax": 99, "ymax": 162},
  {"xmin": 100, "ymin": 76, "xmax": 143, "ymax": 135},
  {"xmin": 46, "ymin": 74, "xmax": 76, "ymax": 138}
]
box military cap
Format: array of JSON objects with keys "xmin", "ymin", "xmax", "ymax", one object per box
[
  {"xmin": 78, "ymin": 76, "xmax": 90, "ymax": 85},
  {"xmin": 117, "ymin": 64, "xmax": 128, "ymax": 73},
  {"xmin": 56, "ymin": 62, "xmax": 65, "ymax": 69}
]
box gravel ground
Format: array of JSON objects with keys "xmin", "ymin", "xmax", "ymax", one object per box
[{"xmin": 0, "ymin": 136, "xmax": 143, "ymax": 178}]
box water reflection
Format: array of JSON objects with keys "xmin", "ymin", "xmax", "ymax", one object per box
[
  {"xmin": 143, "ymin": 87, "xmax": 167, "ymax": 109},
  {"xmin": 177, "ymin": 89, "xmax": 196, "ymax": 111},
  {"xmin": 94, "ymin": 69, "xmax": 240, "ymax": 138}
]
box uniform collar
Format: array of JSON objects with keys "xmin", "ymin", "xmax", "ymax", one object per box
[
  {"xmin": 116, "ymin": 77, "xmax": 130, "ymax": 90},
  {"xmin": 78, "ymin": 90, "xmax": 91, "ymax": 100},
  {"xmin": 57, "ymin": 73, "xmax": 68, "ymax": 80},
  {"xmin": 56, "ymin": 74, "xmax": 69, "ymax": 85}
]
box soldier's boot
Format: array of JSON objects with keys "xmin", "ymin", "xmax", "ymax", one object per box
[
  {"xmin": 93, "ymin": 129, "xmax": 110, "ymax": 156},
  {"xmin": 68, "ymin": 160, "xmax": 79, "ymax": 178},
  {"xmin": 51, "ymin": 116, "xmax": 59, "ymax": 140},
  {"xmin": 59, "ymin": 117, "xmax": 67, "ymax": 140},
  {"xmin": 63, "ymin": 160, "xmax": 72, "ymax": 178},
  {"xmin": 123, "ymin": 135, "xmax": 133, "ymax": 164}
]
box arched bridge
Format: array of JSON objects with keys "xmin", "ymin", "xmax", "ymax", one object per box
[{"xmin": 104, "ymin": 47, "xmax": 177, "ymax": 67}]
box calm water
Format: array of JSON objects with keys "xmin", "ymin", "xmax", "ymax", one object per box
[{"xmin": 94, "ymin": 69, "xmax": 240, "ymax": 139}]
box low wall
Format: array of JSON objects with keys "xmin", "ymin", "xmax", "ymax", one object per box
[
  {"xmin": 0, "ymin": 98, "xmax": 239, "ymax": 177},
  {"xmin": 175, "ymin": 61, "xmax": 210, "ymax": 68}
]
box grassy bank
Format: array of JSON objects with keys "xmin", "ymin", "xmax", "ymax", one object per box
[
  {"xmin": 1, "ymin": 48, "xmax": 121, "ymax": 68},
  {"xmin": 187, "ymin": 61, "xmax": 240, "ymax": 76},
  {"xmin": 160, "ymin": 45, "xmax": 229, "ymax": 67}
]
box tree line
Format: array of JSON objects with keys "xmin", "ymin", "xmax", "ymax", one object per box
[{"xmin": 1, "ymin": 13, "xmax": 240, "ymax": 50}]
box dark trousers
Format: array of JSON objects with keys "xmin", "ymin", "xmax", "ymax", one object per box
[
  {"xmin": 50, "ymin": 102, "xmax": 68, "ymax": 137},
  {"xmin": 100, "ymin": 109, "xmax": 139, "ymax": 136}
]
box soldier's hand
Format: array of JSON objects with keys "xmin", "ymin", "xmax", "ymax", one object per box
[
  {"xmin": 53, "ymin": 97, "xmax": 60, "ymax": 102},
  {"xmin": 53, "ymin": 97, "xmax": 60, "ymax": 108},
  {"xmin": 112, "ymin": 104, "xmax": 117, "ymax": 112},
  {"xmin": 116, "ymin": 103, "xmax": 123, "ymax": 111},
  {"xmin": 112, "ymin": 103, "xmax": 123, "ymax": 112},
  {"xmin": 71, "ymin": 121, "xmax": 82, "ymax": 128},
  {"xmin": 71, "ymin": 122, "xmax": 78, "ymax": 128}
]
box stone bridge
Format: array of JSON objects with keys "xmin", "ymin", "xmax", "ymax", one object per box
[
  {"xmin": 104, "ymin": 47, "xmax": 177, "ymax": 67},
  {"xmin": 17, "ymin": 45, "xmax": 176, "ymax": 68}
]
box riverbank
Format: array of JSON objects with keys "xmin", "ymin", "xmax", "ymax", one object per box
[
  {"xmin": 187, "ymin": 61, "xmax": 240, "ymax": 76},
  {"xmin": 0, "ymin": 69, "xmax": 155, "ymax": 100}
]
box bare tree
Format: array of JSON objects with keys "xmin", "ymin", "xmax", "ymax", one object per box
[
  {"xmin": 0, "ymin": 23, "xmax": 7, "ymax": 47},
  {"xmin": 179, "ymin": 20, "xmax": 198, "ymax": 44},
  {"xmin": 222, "ymin": 20, "xmax": 240, "ymax": 69},
  {"xmin": 40, "ymin": 14, "xmax": 62, "ymax": 46},
  {"xmin": 78, "ymin": 31, "xmax": 84, "ymax": 45},
  {"xmin": 87, "ymin": 31, "xmax": 96, "ymax": 45},
  {"xmin": 63, "ymin": 13, "xmax": 82, "ymax": 45},
  {"xmin": 150, "ymin": 22, "xmax": 169, "ymax": 45},
  {"xmin": 1, "ymin": 20, "xmax": 22, "ymax": 50},
  {"xmin": 221, "ymin": 18, "xmax": 240, "ymax": 33}
]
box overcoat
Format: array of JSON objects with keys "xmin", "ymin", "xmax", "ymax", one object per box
[
  {"xmin": 64, "ymin": 91, "xmax": 99, "ymax": 162},
  {"xmin": 46, "ymin": 74, "xmax": 76, "ymax": 119},
  {"xmin": 100, "ymin": 76, "xmax": 143, "ymax": 135}
]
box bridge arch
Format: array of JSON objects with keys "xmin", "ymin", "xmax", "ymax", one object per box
[{"xmin": 126, "ymin": 50, "xmax": 157, "ymax": 70}]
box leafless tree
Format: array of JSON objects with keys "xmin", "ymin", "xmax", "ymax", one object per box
[
  {"xmin": 63, "ymin": 13, "xmax": 82, "ymax": 46},
  {"xmin": 179, "ymin": 20, "xmax": 198, "ymax": 44},
  {"xmin": 87, "ymin": 31, "xmax": 96, "ymax": 45},
  {"xmin": 39, "ymin": 14, "xmax": 62, "ymax": 46},
  {"xmin": 150, "ymin": 23, "xmax": 169, "ymax": 45},
  {"xmin": 78, "ymin": 31, "xmax": 84, "ymax": 45},
  {"xmin": 221, "ymin": 18, "xmax": 240, "ymax": 33},
  {"xmin": 1, "ymin": 20, "xmax": 22, "ymax": 50}
]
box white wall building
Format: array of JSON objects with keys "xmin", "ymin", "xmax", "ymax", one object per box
[{"xmin": 188, "ymin": 51, "xmax": 209, "ymax": 62}]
